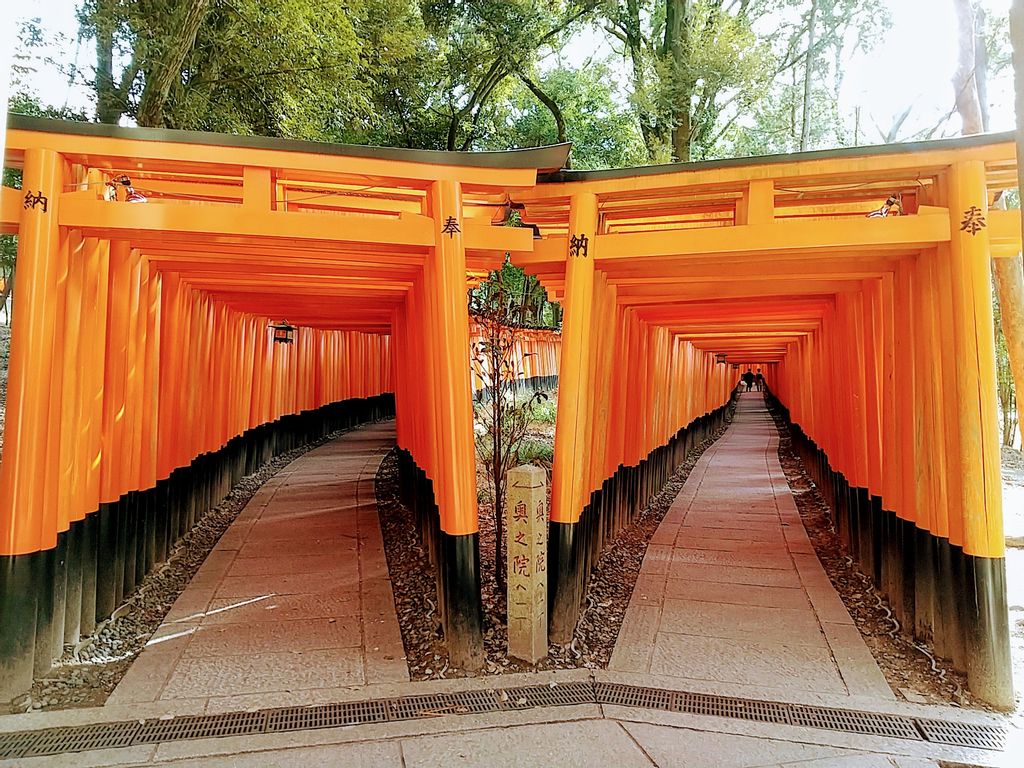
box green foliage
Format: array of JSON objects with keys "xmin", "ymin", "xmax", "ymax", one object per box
[
  {"xmin": 517, "ymin": 437, "xmax": 554, "ymax": 464},
  {"xmin": 14, "ymin": 0, "xmax": 890, "ymax": 163},
  {"xmin": 994, "ymin": 277, "xmax": 1019, "ymax": 447},
  {"xmin": 74, "ymin": 0, "xmax": 428, "ymax": 137},
  {"xmin": 526, "ymin": 395, "xmax": 558, "ymax": 424},
  {"xmin": 478, "ymin": 64, "xmax": 646, "ymax": 168},
  {"xmin": 717, "ymin": 0, "xmax": 888, "ymax": 156}
]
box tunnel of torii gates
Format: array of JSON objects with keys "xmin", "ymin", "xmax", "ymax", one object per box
[{"xmin": 0, "ymin": 116, "xmax": 1022, "ymax": 708}]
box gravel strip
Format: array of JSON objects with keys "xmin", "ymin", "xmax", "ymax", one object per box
[
  {"xmin": 764, "ymin": 398, "xmax": 993, "ymax": 711},
  {"xmin": 377, "ymin": 405, "xmax": 735, "ymax": 680},
  {"xmin": 6, "ymin": 427, "xmax": 354, "ymax": 714}
]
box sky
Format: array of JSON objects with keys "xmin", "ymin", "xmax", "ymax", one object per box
[{"xmin": 4, "ymin": 0, "xmax": 1019, "ymax": 148}]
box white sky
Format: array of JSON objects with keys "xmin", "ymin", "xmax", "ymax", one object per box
[{"xmin": 5, "ymin": 0, "xmax": 1019, "ymax": 149}]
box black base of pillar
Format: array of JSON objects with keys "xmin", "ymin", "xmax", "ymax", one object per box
[
  {"xmin": 439, "ymin": 531, "xmax": 485, "ymax": 671},
  {"xmin": 79, "ymin": 514, "xmax": 98, "ymax": 637},
  {"xmin": 63, "ymin": 520, "xmax": 83, "ymax": 646},
  {"xmin": 548, "ymin": 520, "xmax": 580, "ymax": 643},
  {"xmin": 961, "ymin": 552, "xmax": 1014, "ymax": 710},
  {"xmin": 0, "ymin": 552, "xmax": 38, "ymax": 702}
]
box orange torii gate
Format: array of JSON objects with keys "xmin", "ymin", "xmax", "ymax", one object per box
[
  {"xmin": 0, "ymin": 116, "xmax": 566, "ymax": 700},
  {"xmin": 0, "ymin": 117, "xmax": 1021, "ymax": 709},
  {"xmin": 511, "ymin": 135, "xmax": 1021, "ymax": 708}
]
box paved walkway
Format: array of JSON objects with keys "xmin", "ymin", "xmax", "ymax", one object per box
[
  {"xmin": 610, "ymin": 392, "xmax": 894, "ymax": 701},
  {"xmin": 9, "ymin": 397, "xmax": 1015, "ymax": 767},
  {"xmin": 107, "ymin": 421, "xmax": 408, "ymax": 712}
]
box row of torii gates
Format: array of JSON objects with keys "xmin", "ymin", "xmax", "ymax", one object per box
[{"xmin": 0, "ymin": 116, "xmax": 1020, "ymax": 708}]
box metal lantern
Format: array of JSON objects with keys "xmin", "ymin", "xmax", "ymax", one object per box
[
  {"xmin": 270, "ymin": 320, "xmax": 295, "ymax": 344},
  {"xmin": 715, "ymin": 352, "xmax": 728, "ymax": 365}
]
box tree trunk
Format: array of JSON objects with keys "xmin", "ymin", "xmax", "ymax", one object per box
[
  {"xmin": 0, "ymin": 268, "xmax": 12, "ymax": 323},
  {"xmin": 94, "ymin": 0, "xmax": 120, "ymax": 124},
  {"xmin": 667, "ymin": 0, "xmax": 692, "ymax": 161},
  {"xmin": 953, "ymin": 0, "xmax": 984, "ymax": 134},
  {"xmin": 136, "ymin": 0, "xmax": 211, "ymax": 127},
  {"xmin": 994, "ymin": 255, "xmax": 1024, "ymax": 448},
  {"xmin": 996, "ymin": 0, "xmax": 1024, "ymax": 447},
  {"xmin": 976, "ymin": 4, "xmax": 991, "ymax": 131},
  {"xmin": 800, "ymin": 0, "xmax": 819, "ymax": 151}
]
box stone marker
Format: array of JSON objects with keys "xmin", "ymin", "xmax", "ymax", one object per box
[{"xmin": 506, "ymin": 464, "xmax": 548, "ymax": 664}]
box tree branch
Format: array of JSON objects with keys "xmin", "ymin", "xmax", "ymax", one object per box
[{"xmin": 518, "ymin": 73, "xmax": 569, "ymax": 152}]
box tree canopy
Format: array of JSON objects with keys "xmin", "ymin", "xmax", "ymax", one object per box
[{"xmin": 6, "ymin": 1, "xmax": 1015, "ymax": 167}]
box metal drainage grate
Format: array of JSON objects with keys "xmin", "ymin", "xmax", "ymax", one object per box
[
  {"xmin": 595, "ymin": 681, "xmax": 673, "ymax": 710},
  {"xmin": 23, "ymin": 722, "xmax": 139, "ymax": 758},
  {"xmin": 790, "ymin": 705, "xmax": 921, "ymax": 741},
  {"xmin": 267, "ymin": 700, "xmax": 388, "ymax": 732},
  {"xmin": 0, "ymin": 680, "xmax": 1011, "ymax": 759},
  {"xmin": 390, "ymin": 689, "xmax": 501, "ymax": 720},
  {"xmin": 676, "ymin": 691, "xmax": 792, "ymax": 725},
  {"xmin": 503, "ymin": 681, "xmax": 595, "ymax": 709},
  {"xmin": 0, "ymin": 729, "xmax": 39, "ymax": 760},
  {"xmin": 135, "ymin": 711, "xmax": 266, "ymax": 745},
  {"xmin": 916, "ymin": 717, "xmax": 1007, "ymax": 751}
]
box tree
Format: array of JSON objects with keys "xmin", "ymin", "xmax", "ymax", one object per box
[
  {"xmin": 600, "ymin": 0, "xmax": 777, "ymax": 161},
  {"xmin": 76, "ymin": 0, "xmax": 426, "ymax": 137},
  {"xmin": 470, "ymin": 260, "xmax": 549, "ymax": 590},
  {"xmin": 418, "ymin": 1, "xmax": 599, "ymax": 151},
  {"xmin": 477, "ymin": 64, "xmax": 647, "ymax": 169},
  {"xmin": 713, "ymin": 0, "xmax": 887, "ymax": 157}
]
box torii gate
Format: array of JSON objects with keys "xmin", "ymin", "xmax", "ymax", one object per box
[
  {"xmin": 0, "ymin": 117, "xmax": 1020, "ymax": 709},
  {"xmin": 510, "ymin": 134, "xmax": 1021, "ymax": 708}
]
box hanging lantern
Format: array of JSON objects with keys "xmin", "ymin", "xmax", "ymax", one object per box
[
  {"xmin": 732, "ymin": 363, "xmax": 740, "ymax": 370},
  {"xmin": 715, "ymin": 352, "xmax": 728, "ymax": 365},
  {"xmin": 270, "ymin": 320, "xmax": 295, "ymax": 344}
]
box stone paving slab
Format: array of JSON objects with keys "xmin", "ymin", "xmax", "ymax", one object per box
[
  {"xmin": 107, "ymin": 421, "xmax": 407, "ymax": 707},
  {"xmin": 610, "ymin": 392, "xmax": 894, "ymax": 702}
]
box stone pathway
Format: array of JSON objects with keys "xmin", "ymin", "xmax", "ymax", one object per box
[
  {"xmin": 610, "ymin": 391, "xmax": 893, "ymax": 701},
  {"xmin": 107, "ymin": 421, "xmax": 407, "ymax": 711}
]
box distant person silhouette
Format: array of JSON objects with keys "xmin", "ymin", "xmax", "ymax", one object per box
[
  {"xmin": 755, "ymin": 368, "xmax": 764, "ymax": 392},
  {"xmin": 742, "ymin": 370, "xmax": 754, "ymax": 392}
]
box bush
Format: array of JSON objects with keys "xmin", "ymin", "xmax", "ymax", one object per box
[
  {"xmin": 528, "ymin": 396, "xmax": 557, "ymax": 424},
  {"xmin": 517, "ymin": 437, "xmax": 554, "ymax": 464}
]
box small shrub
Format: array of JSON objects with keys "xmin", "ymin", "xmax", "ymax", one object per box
[{"xmin": 517, "ymin": 437, "xmax": 554, "ymax": 464}]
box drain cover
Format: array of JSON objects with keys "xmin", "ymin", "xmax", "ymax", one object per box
[
  {"xmin": 24, "ymin": 722, "xmax": 139, "ymax": 758},
  {"xmin": 790, "ymin": 705, "xmax": 920, "ymax": 740},
  {"xmin": 676, "ymin": 692, "xmax": 792, "ymax": 725},
  {"xmin": 390, "ymin": 690, "xmax": 501, "ymax": 720},
  {"xmin": 0, "ymin": 680, "xmax": 1010, "ymax": 759},
  {"xmin": 135, "ymin": 711, "xmax": 265, "ymax": 744},
  {"xmin": 503, "ymin": 682, "xmax": 595, "ymax": 708},
  {"xmin": 916, "ymin": 718, "xmax": 1007, "ymax": 751},
  {"xmin": 267, "ymin": 700, "xmax": 388, "ymax": 732},
  {"xmin": 595, "ymin": 681, "xmax": 674, "ymax": 710}
]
